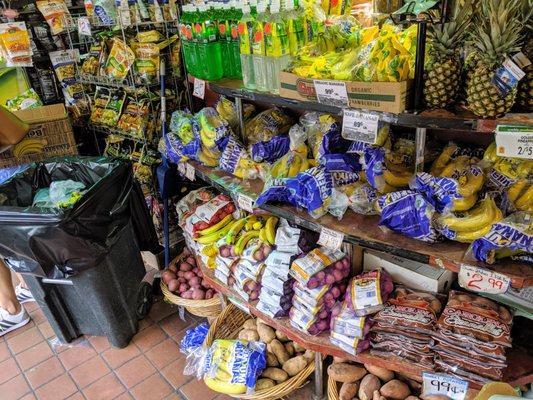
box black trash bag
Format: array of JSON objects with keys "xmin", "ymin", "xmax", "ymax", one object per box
[{"xmin": 0, "ymin": 156, "xmax": 160, "ymax": 279}]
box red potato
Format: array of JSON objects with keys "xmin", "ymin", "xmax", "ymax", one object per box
[
  {"xmin": 178, "ymin": 283, "xmax": 189, "ymax": 293},
  {"xmin": 318, "ymin": 309, "xmax": 328, "ymax": 319},
  {"xmin": 186, "ymin": 257, "xmax": 196, "ymax": 267},
  {"xmin": 205, "ymin": 290, "xmax": 213, "ymax": 299},
  {"xmin": 177, "ymin": 277, "xmax": 186, "ymax": 284},
  {"xmin": 184, "ymin": 271, "xmax": 195, "ymax": 280},
  {"xmin": 180, "ymin": 262, "xmax": 193, "ymax": 272},
  {"xmin": 308, "ymin": 277, "xmax": 319, "ymax": 289},
  {"xmin": 342, "ymin": 257, "xmax": 350, "ymax": 269},
  {"xmin": 189, "ymin": 277, "xmax": 201, "ymax": 286},
  {"xmin": 168, "ymin": 279, "xmax": 180, "ymax": 292},
  {"xmin": 192, "ymin": 267, "xmax": 199, "ymax": 275},
  {"xmin": 220, "ymin": 246, "xmax": 231, "ymax": 258},
  {"xmin": 191, "ymin": 288, "xmax": 205, "ymax": 300},
  {"xmin": 335, "ymin": 261, "xmax": 344, "ymax": 270},
  {"xmin": 325, "ymin": 274, "xmax": 336, "ymax": 285},
  {"xmin": 331, "ymin": 287, "xmax": 341, "ymax": 298},
  {"xmin": 162, "ymin": 271, "xmax": 176, "ymax": 285},
  {"xmin": 333, "ymin": 269, "xmax": 344, "ymax": 282},
  {"xmin": 177, "ymin": 271, "xmax": 185, "ymax": 278},
  {"xmin": 197, "ymin": 270, "xmax": 203, "ymax": 278},
  {"xmin": 168, "ymin": 264, "xmax": 178, "ymax": 273},
  {"xmin": 316, "ymin": 271, "xmax": 326, "ymax": 281},
  {"xmin": 181, "ymin": 290, "xmax": 193, "ymax": 299}
]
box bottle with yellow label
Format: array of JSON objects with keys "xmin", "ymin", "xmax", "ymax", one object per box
[
  {"xmin": 238, "ymin": 4, "xmax": 255, "ymax": 88},
  {"xmin": 252, "ymin": 1, "xmax": 269, "ymax": 92}
]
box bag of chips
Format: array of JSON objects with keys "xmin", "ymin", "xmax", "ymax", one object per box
[
  {"xmin": 0, "ymin": 22, "xmax": 32, "ymax": 67},
  {"xmin": 105, "ymin": 38, "xmax": 135, "ymax": 80},
  {"xmin": 36, "ymin": 0, "xmax": 71, "ymax": 35}
]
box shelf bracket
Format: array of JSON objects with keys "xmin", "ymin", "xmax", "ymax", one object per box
[
  {"xmin": 415, "ymin": 127, "xmax": 426, "ymax": 174},
  {"xmin": 235, "ymin": 97, "xmax": 246, "ymax": 142},
  {"xmin": 313, "ymin": 352, "xmax": 325, "ymax": 400}
]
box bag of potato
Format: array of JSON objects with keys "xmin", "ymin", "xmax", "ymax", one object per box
[{"xmin": 344, "ymin": 269, "xmax": 394, "ymax": 316}]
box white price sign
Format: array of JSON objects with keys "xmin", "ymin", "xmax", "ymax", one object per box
[
  {"xmin": 118, "ymin": 6, "xmax": 131, "ymax": 27},
  {"xmin": 495, "ymin": 125, "xmax": 533, "ymax": 159},
  {"xmin": 313, "ymin": 80, "xmax": 349, "ymax": 107},
  {"xmin": 317, "ymin": 227, "xmax": 344, "ymax": 250},
  {"xmin": 237, "ymin": 193, "xmax": 254, "ymax": 213},
  {"xmin": 185, "ymin": 163, "xmax": 196, "ymax": 181},
  {"xmin": 193, "ymin": 78, "xmax": 206, "ymax": 99},
  {"xmin": 77, "ymin": 16, "xmax": 91, "ymax": 36},
  {"xmin": 177, "ymin": 162, "xmax": 186, "ymax": 176},
  {"xmin": 458, "ymin": 264, "xmax": 510, "ymax": 294},
  {"xmin": 422, "ymin": 373, "xmax": 468, "ymax": 400},
  {"xmin": 341, "ymin": 109, "xmax": 379, "ymax": 143}
]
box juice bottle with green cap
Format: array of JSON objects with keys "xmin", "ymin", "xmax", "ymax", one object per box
[
  {"xmin": 238, "ymin": 4, "xmax": 256, "ymax": 88},
  {"xmin": 196, "ymin": 3, "xmax": 223, "ymax": 80},
  {"xmin": 252, "ymin": 1, "xmax": 269, "ymax": 92},
  {"xmin": 179, "ymin": 5, "xmax": 198, "ymax": 77},
  {"xmin": 217, "ymin": 2, "xmax": 233, "ymax": 78},
  {"xmin": 229, "ymin": 1, "xmax": 243, "ymax": 79},
  {"xmin": 285, "ymin": 0, "xmax": 305, "ymax": 56},
  {"xmin": 265, "ymin": 0, "xmax": 290, "ymax": 94}
]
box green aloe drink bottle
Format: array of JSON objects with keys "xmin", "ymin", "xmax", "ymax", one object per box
[
  {"xmin": 265, "ymin": 0, "xmax": 290, "ymax": 94},
  {"xmin": 229, "ymin": 1, "xmax": 242, "ymax": 79},
  {"xmin": 216, "ymin": 2, "xmax": 232, "ymax": 78},
  {"xmin": 196, "ymin": 3, "xmax": 223, "ymax": 80},
  {"xmin": 252, "ymin": 1, "xmax": 269, "ymax": 92},
  {"xmin": 179, "ymin": 5, "xmax": 198, "ymax": 77},
  {"xmin": 285, "ymin": 0, "xmax": 305, "ymax": 56},
  {"xmin": 238, "ymin": 4, "xmax": 256, "ymax": 88}
]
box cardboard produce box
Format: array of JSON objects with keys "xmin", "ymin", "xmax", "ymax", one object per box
[
  {"xmin": 363, "ymin": 249, "xmax": 454, "ymax": 293},
  {"xmin": 279, "ymin": 71, "xmax": 412, "ymax": 113},
  {"xmin": 0, "ymin": 104, "xmax": 78, "ymax": 168}
]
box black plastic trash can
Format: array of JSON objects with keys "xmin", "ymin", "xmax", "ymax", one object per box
[{"xmin": 0, "ymin": 157, "xmax": 160, "ymax": 348}]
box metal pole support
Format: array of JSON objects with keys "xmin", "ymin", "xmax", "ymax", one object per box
[
  {"xmin": 235, "ymin": 97, "xmax": 246, "ymax": 141},
  {"xmin": 413, "ymin": 20, "xmax": 427, "ymax": 113},
  {"xmin": 313, "ymin": 352, "xmax": 324, "ymax": 400},
  {"xmin": 415, "ymin": 127, "xmax": 427, "ymax": 174}
]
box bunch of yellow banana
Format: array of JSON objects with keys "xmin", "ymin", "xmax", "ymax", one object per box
[
  {"xmin": 13, "ymin": 138, "xmax": 47, "ymax": 158},
  {"xmin": 269, "ymin": 151, "xmax": 310, "ymax": 179},
  {"xmin": 438, "ymin": 197, "xmax": 503, "ymax": 243},
  {"xmin": 222, "ymin": 215, "xmax": 278, "ymax": 256},
  {"xmin": 198, "ymin": 146, "xmax": 220, "ymax": 167},
  {"xmin": 382, "ymin": 138, "xmax": 415, "ymax": 190},
  {"xmin": 194, "ymin": 214, "xmax": 235, "ymax": 245},
  {"xmin": 507, "ymin": 180, "xmax": 533, "ymax": 212}
]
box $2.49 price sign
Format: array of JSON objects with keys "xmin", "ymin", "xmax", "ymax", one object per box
[
  {"xmin": 458, "ymin": 264, "xmax": 510, "ymax": 294},
  {"xmin": 422, "ymin": 373, "xmax": 468, "ymax": 400}
]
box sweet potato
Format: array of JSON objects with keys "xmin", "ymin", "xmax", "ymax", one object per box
[
  {"xmin": 256, "ymin": 378, "xmax": 276, "ymax": 390},
  {"xmin": 257, "ymin": 323, "xmax": 276, "ymax": 343},
  {"xmin": 266, "ymin": 352, "xmax": 279, "ymax": 367},
  {"xmin": 364, "ymin": 364, "xmax": 394, "ymax": 382},
  {"xmin": 327, "ymin": 363, "xmax": 367, "ymax": 383},
  {"xmin": 262, "ymin": 367, "xmax": 288, "ymax": 383},
  {"xmin": 284, "ymin": 342, "xmax": 295, "ymax": 357},
  {"xmin": 268, "ymin": 339, "xmax": 290, "ymax": 364},
  {"xmin": 359, "ymin": 374, "xmax": 382, "ymax": 400},
  {"xmin": 282, "ymin": 355, "xmax": 307, "ymax": 377},
  {"xmin": 340, "ymin": 382, "xmax": 359, "ymax": 400},
  {"xmin": 275, "ymin": 330, "xmax": 290, "ymax": 342},
  {"xmin": 238, "ymin": 329, "xmax": 259, "ymax": 341},
  {"xmin": 380, "ymin": 380, "xmax": 410, "ymax": 400},
  {"xmin": 243, "ymin": 319, "xmax": 257, "ymax": 330}
]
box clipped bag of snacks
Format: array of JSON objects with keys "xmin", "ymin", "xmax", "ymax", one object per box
[{"xmin": 37, "ymin": 0, "xmax": 71, "ymax": 35}]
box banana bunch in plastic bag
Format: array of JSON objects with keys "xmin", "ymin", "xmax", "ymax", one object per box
[{"xmin": 266, "ymin": 124, "xmax": 311, "ymax": 180}]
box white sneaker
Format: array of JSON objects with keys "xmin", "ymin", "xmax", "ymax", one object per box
[
  {"xmin": 15, "ymin": 284, "xmax": 34, "ymax": 304},
  {"xmin": 0, "ymin": 307, "xmax": 30, "ymax": 337}
]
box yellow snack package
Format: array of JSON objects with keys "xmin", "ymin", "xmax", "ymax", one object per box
[
  {"xmin": 0, "ymin": 22, "xmax": 32, "ymax": 67},
  {"xmin": 132, "ymin": 42, "xmax": 160, "ymax": 83},
  {"xmin": 136, "ymin": 30, "xmax": 164, "ymax": 43},
  {"xmin": 36, "ymin": 0, "xmax": 70, "ymax": 35},
  {"xmin": 105, "ymin": 38, "xmax": 135, "ymax": 80}
]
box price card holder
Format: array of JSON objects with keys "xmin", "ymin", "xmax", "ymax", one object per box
[
  {"xmin": 177, "ymin": 162, "xmax": 186, "ymax": 177},
  {"xmin": 77, "ymin": 16, "xmax": 92, "ymax": 36},
  {"xmin": 317, "ymin": 227, "xmax": 344, "ymax": 250},
  {"xmin": 185, "ymin": 163, "xmax": 196, "ymax": 181},
  {"xmin": 422, "ymin": 373, "xmax": 468, "ymax": 400},
  {"xmin": 495, "ymin": 125, "xmax": 533, "ymax": 159},
  {"xmin": 237, "ymin": 193, "xmax": 254, "ymax": 213},
  {"xmin": 458, "ymin": 264, "xmax": 510, "ymax": 294},
  {"xmin": 341, "ymin": 109, "xmax": 379, "ymax": 143},
  {"xmin": 313, "ymin": 80, "xmax": 349, "ymax": 108},
  {"xmin": 193, "ymin": 78, "xmax": 206, "ymax": 99}
]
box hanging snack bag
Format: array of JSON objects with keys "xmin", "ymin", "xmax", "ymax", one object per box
[
  {"xmin": 81, "ymin": 42, "xmax": 102, "ymax": 76},
  {"xmin": 344, "ymin": 270, "xmax": 394, "ymax": 316},
  {"xmin": 132, "ymin": 42, "xmax": 160, "ymax": 83},
  {"xmin": 36, "ymin": 0, "xmax": 71, "ymax": 35},
  {"xmin": 105, "ymin": 38, "xmax": 135, "ymax": 80},
  {"xmin": 50, "ymin": 49, "xmax": 85, "ymax": 104},
  {"xmin": 6, "ymin": 89, "xmax": 43, "ymax": 111},
  {"xmin": 117, "ymin": 97, "xmax": 150, "ymax": 136},
  {"xmin": 93, "ymin": 0, "xmax": 116, "ymax": 25},
  {"xmin": 0, "ymin": 22, "xmax": 32, "ymax": 67},
  {"xmin": 90, "ymin": 86, "xmax": 126, "ymax": 126}
]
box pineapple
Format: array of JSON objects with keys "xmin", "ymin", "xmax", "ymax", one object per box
[
  {"xmin": 423, "ymin": 0, "xmax": 474, "ymax": 109},
  {"xmin": 466, "ymin": 0, "xmax": 524, "ymax": 118},
  {"xmin": 515, "ymin": 0, "xmax": 533, "ymax": 111}
]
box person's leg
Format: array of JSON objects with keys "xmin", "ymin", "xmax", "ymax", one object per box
[
  {"xmin": 0, "ymin": 259, "xmax": 20, "ymax": 315},
  {"xmin": 0, "ymin": 259, "xmax": 30, "ymax": 336},
  {"xmin": 15, "ymin": 272, "xmax": 35, "ymax": 303}
]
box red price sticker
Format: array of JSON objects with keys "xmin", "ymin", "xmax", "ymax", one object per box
[{"xmin": 458, "ymin": 264, "xmax": 510, "ymax": 294}]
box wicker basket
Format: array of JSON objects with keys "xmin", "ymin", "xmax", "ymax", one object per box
[
  {"xmin": 327, "ymin": 375, "xmax": 340, "ymax": 400},
  {"xmin": 160, "ymin": 254, "xmax": 222, "ymax": 318},
  {"xmin": 204, "ymin": 303, "xmax": 316, "ymax": 400}
]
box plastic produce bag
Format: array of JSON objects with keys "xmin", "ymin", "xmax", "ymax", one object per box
[
  {"xmin": 290, "ymin": 247, "xmax": 347, "ymax": 288},
  {"xmin": 180, "ymin": 322, "xmax": 210, "ymax": 355},
  {"xmin": 244, "ymin": 108, "xmax": 293, "ymax": 145},
  {"xmin": 251, "ymin": 135, "xmax": 290, "ymax": 164},
  {"xmin": 344, "ymin": 269, "xmax": 394, "ymax": 316},
  {"xmin": 0, "ymin": 157, "xmax": 159, "ymax": 278},
  {"xmin": 267, "ymin": 124, "xmax": 310, "ymax": 180}
]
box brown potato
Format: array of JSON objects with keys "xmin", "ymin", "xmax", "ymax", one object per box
[
  {"xmin": 405, "ymin": 396, "xmax": 420, "ymax": 400},
  {"xmin": 364, "ymin": 364, "xmax": 394, "ymax": 382},
  {"xmin": 303, "ymin": 349, "xmax": 315, "ymax": 361},
  {"xmin": 340, "ymin": 382, "xmax": 359, "ymax": 400},
  {"xmin": 262, "ymin": 367, "xmax": 288, "ymax": 383},
  {"xmin": 275, "ymin": 330, "xmax": 290, "ymax": 342},
  {"xmin": 285, "ymin": 342, "xmax": 295, "ymax": 357},
  {"xmin": 327, "ymin": 363, "xmax": 367, "ymax": 383},
  {"xmin": 238, "ymin": 329, "xmax": 259, "ymax": 341},
  {"xmin": 256, "ymin": 378, "xmax": 276, "ymax": 390},
  {"xmin": 266, "ymin": 352, "xmax": 279, "ymax": 367},
  {"xmin": 268, "ymin": 339, "xmax": 290, "ymax": 364},
  {"xmin": 333, "ymin": 357, "xmax": 349, "ymax": 364},
  {"xmin": 380, "ymin": 380, "xmax": 410, "ymax": 400},
  {"xmin": 359, "ymin": 374, "xmax": 382, "ymax": 400},
  {"xmin": 243, "ymin": 319, "xmax": 257, "ymax": 330},
  {"xmin": 257, "ymin": 323, "xmax": 276, "ymax": 343},
  {"xmin": 293, "ymin": 342, "xmax": 306, "ymax": 353},
  {"xmin": 282, "ymin": 355, "xmax": 307, "ymax": 377},
  {"xmin": 373, "ymin": 390, "xmax": 381, "ymax": 400}
]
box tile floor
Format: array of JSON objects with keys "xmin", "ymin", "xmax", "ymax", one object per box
[{"xmin": 1, "ymin": 298, "xmax": 316, "ymax": 400}]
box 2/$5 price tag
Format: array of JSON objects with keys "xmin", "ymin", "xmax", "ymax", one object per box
[
  {"xmin": 313, "ymin": 80, "xmax": 349, "ymax": 108},
  {"xmin": 458, "ymin": 264, "xmax": 511, "ymax": 295},
  {"xmin": 341, "ymin": 109, "xmax": 379, "ymax": 144},
  {"xmin": 422, "ymin": 373, "xmax": 468, "ymax": 400},
  {"xmin": 317, "ymin": 227, "xmax": 344, "ymax": 251},
  {"xmin": 193, "ymin": 78, "xmax": 206, "ymax": 99},
  {"xmin": 495, "ymin": 125, "xmax": 533, "ymax": 159}
]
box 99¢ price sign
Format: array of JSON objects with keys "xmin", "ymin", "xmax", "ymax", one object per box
[
  {"xmin": 313, "ymin": 80, "xmax": 349, "ymax": 108},
  {"xmin": 422, "ymin": 373, "xmax": 468, "ymax": 400},
  {"xmin": 458, "ymin": 264, "xmax": 510, "ymax": 294},
  {"xmin": 341, "ymin": 109, "xmax": 379, "ymax": 144}
]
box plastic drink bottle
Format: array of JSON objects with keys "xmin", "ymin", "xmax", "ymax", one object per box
[
  {"xmin": 179, "ymin": 5, "xmax": 198, "ymax": 77},
  {"xmin": 252, "ymin": 1, "xmax": 268, "ymax": 92},
  {"xmin": 238, "ymin": 4, "xmax": 255, "ymax": 88},
  {"xmin": 196, "ymin": 3, "xmax": 223, "ymax": 80},
  {"xmin": 285, "ymin": 0, "xmax": 305, "ymax": 56},
  {"xmin": 229, "ymin": 1, "xmax": 242, "ymax": 79},
  {"xmin": 265, "ymin": 1, "xmax": 290, "ymax": 94},
  {"xmin": 217, "ymin": 2, "xmax": 233, "ymax": 78}
]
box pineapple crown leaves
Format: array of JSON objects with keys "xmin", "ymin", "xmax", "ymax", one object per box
[
  {"xmin": 427, "ymin": 0, "xmax": 474, "ymax": 56},
  {"xmin": 470, "ymin": 0, "xmax": 524, "ymax": 68}
]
